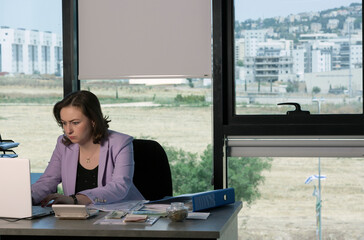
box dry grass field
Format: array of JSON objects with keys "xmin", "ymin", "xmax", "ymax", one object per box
[
  {"xmin": 0, "ymin": 104, "xmax": 212, "ymax": 171},
  {"xmin": 239, "ymin": 157, "xmax": 364, "ymax": 240},
  {"xmin": 1, "ymin": 83, "xmax": 363, "ymax": 239}
]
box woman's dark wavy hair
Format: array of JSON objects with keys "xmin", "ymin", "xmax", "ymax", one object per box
[{"xmin": 53, "ymin": 90, "xmax": 111, "ymax": 146}]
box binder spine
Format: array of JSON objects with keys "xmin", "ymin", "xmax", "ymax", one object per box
[
  {"xmin": 192, "ymin": 193, "xmax": 215, "ymax": 211},
  {"xmin": 192, "ymin": 188, "xmax": 235, "ymax": 211}
]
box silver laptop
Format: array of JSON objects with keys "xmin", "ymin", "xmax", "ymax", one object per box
[{"xmin": 0, "ymin": 158, "xmax": 53, "ymax": 219}]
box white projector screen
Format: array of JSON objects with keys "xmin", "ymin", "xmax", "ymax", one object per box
[{"xmin": 78, "ymin": 0, "xmax": 212, "ymax": 80}]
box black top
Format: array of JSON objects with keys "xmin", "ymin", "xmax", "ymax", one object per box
[{"xmin": 75, "ymin": 161, "xmax": 98, "ymax": 193}]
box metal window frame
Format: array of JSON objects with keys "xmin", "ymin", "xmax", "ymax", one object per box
[
  {"xmin": 62, "ymin": 0, "xmax": 79, "ymax": 96},
  {"xmin": 63, "ymin": 0, "xmax": 364, "ymax": 190},
  {"xmin": 212, "ymin": 0, "xmax": 364, "ymax": 189},
  {"xmin": 227, "ymin": 135, "xmax": 364, "ymax": 157}
]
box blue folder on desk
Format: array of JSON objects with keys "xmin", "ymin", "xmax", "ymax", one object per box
[{"xmin": 147, "ymin": 188, "xmax": 235, "ymax": 212}]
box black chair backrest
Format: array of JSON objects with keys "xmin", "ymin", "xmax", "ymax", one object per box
[{"xmin": 132, "ymin": 139, "xmax": 173, "ymax": 201}]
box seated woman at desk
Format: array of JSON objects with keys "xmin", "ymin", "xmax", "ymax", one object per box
[{"xmin": 31, "ymin": 90, "xmax": 144, "ymax": 206}]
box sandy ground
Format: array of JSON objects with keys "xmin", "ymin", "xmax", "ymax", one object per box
[{"xmin": 1, "ymin": 103, "xmax": 363, "ymax": 239}]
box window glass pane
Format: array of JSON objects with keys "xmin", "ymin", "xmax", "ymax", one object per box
[
  {"xmin": 234, "ymin": 0, "xmax": 363, "ymax": 115},
  {"xmin": 0, "ymin": 0, "xmax": 63, "ymax": 172},
  {"xmin": 80, "ymin": 79, "xmax": 213, "ymax": 195},
  {"xmin": 229, "ymin": 157, "xmax": 364, "ymax": 239}
]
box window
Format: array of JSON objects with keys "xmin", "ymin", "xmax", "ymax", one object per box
[
  {"xmin": 213, "ymin": 0, "xmax": 364, "ymax": 137},
  {"xmin": 213, "ymin": 0, "xmax": 363, "ymax": 238},
  {"xmin": 233, "ymin": 0, "xmax": 363, "ymax": 116},
  {"xmin": 79, "ymin": 80, "xmax": 212, "ymax": 198},
  {"xmin": 232, "ymin": 156, "xmax": 364, "ymax": 238},
  {"xmin": 63, "ymin": 0, "xmax": 213, "ymax": 198},
  {"xmin": 0, "ymin": 0, "xmax": 63, "ymax": 172}
]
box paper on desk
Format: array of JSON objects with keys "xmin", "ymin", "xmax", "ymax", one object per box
[
  {"xmin": 143, "ymin": 204, "xmax": 209, "ymax": 219},
  {"xmin": 88, "ymin": 200, "xmax": 145, "ymax": 212},
  {"xmin": 124, "ymin": 214, "xmax": 148, "ymax": 222},
  {"xmin": 187, "ymin": 212, "xmax": 210, "ymax": 220},
  {"xmin": 142, "ymin": 204, "xmax": 169, "ymax": 211},
  {"xmin": 94, "ymin": 215, "xmax": 160, "ymax": 225},
  {"xmin": 104, "ymin": 210, "xmax": 128, "ymax": 219}
]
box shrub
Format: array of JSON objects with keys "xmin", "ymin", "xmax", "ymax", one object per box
[
  {"xmin": 174, "ymin": 94, "xmax": 205, "ymax": 105},
  {"xmin": 312, "ymin": 86, "xmax": 321, "ymax": 94},
  {"xmin": 164, "ymin": 144, "xmax": 272, "ymax": 204}
]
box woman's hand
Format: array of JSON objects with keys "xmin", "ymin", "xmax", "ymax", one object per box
[
  {"xmin": 40, "ymin": 193, "xmax": 73, "ymax": 207},
  {"xmin": 40, "ymin": 193, "xmax": 92, "ymax": 207}
]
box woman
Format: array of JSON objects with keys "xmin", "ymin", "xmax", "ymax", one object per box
[{"xmin": 31, "ymin": 90, "xmax": 144, "ymax": 206}]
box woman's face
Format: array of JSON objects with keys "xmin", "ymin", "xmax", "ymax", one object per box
[{"xmin": 60, "ymin": 106, "xmax": 93, "ymax": 145}]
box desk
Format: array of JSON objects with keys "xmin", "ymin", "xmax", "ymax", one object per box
[{"xmin": 0, "ymin": 202, "xmax": 242, "ymax": 240}]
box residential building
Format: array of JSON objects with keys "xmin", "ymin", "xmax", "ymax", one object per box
[
  {"xmin": 292, "ymin": 47, "xmax": 306, "ymax": 81},
  {"xmin": 311, "ymin": 41, "xmax": 334, "ymax": 72},
  {"xmin": 343, "ymin": 17, "xmax": 356, "ymax": 35},
  {"xmin": 243, "ymin": 29, "xmax": 268, "ymax": 57},
  {"xmin": 0, "ymin": 26, "xmax": 62, "ymax": 75},
  {"xmin": 310, "ymin": 22, "xmax": 322, "ymax": 33},
  {"xmin": 327, "ymin": 19, "xmax": 340, "ymax": 30},
  {"xmin": 235, "ymin": 38, "xmax": 245, "ymax": 63},
  {"xmin": 244, "ymin": 39, "xmax": 294, "ymax": 83}
]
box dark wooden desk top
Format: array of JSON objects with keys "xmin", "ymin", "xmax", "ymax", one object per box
[{"xmin": 0, "ymin": 202, "xmax": 242, "ymax": 239}]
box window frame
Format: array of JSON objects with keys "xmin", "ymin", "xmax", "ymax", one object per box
[
  {"xmin": 216, "ymin": 0, "xmax": 364, "ymax": 135},
  {"xmin": 62, "ymin": 0, "xmax": 79, "ymax": 96},
  {"xmin": 63, "ymin": 0, "xmax": 364, "ymax": 190},
  {"xmin": 212, "ymin": 0, "xmax": 364, "ymax": 189}
]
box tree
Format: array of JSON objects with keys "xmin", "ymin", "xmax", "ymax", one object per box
[
  {"xmin": 186, "ymin": 78, "xmax": 194, "ymax": 88},
  {"xmin": 236, "ymin": 60, "xmax": 244, "ymax": 67},
  {"xmin": 164, "ymin": 144, "xmax": 272, "ymax": 204},
  {"xmin": 262, "ymin": 18, "xmax": 277, "ymax": 28},
  {"xmin": 164, "ymin": 145, "xmax": 205, "ymax": 194},
  {"xmin": 354, "ymin": 17, "xmax": 362, "ymax": 29},
  {"xmin": 312, "ymin": 86, "xmax": 321, "ymax": 95},
  {"xmin": 286, "ymin": 81, "xmax": 299, "ymax": 93},
  {"xmin": 228, "ymin": 155, "xmax": 272, "ymax": 203}
]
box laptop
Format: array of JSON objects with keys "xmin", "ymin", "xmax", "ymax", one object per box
[{"xmin": 0, "ymin": 158, "xmax": 53, "ymax": 219}]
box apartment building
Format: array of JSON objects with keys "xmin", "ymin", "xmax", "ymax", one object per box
[
  {"xmin": 0, "ymin": 26, "xmax": 62, "ymax": 75},
  {"xmin": 244, "ymin": 38, "xmax": 294, "ymax": 83},
  {"xmin": 243, "ymin": 29, "xmax": 268, "ymax": 57},
  {"xmin": 238, "ymin": 30, "xmax": 362, "ymax": 83},
  {"xmin": 235, "ymin": 38, "xmax": 245, "ymax": 63}
]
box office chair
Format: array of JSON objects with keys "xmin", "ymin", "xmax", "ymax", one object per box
[
  {"xmin": 132, "ymin": 139, "xmax": 173, "ymax": 201},
  {"xmin": 0, "ymin": 134, "xmax": 19, "ymax": 158}
]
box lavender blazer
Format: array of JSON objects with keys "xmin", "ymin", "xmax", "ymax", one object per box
[{"xmin": 31, "ymin": 130, "xmax": 145, "ymax": 205}]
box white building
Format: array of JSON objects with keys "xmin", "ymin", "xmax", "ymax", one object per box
[
  {"xmin": 328, "ymin": 35, "xmax": 363, "ymax": 70},
  {"xmin": 298, "ymin": 33, "xmax": 362, "ymax": 72},
  {"xmin": 312, "ymin": 49, "xmax": 332, "ymax": 72},
  {"xmin": 299, "ymin": 33, "xmax": 338, "ymax": 43},
  {"xmin": 235, "ymin": 38, "xmax": 245, "ymax": 63},
  {"xmin": 244, "ymin": 39, "xmax": 295, "ymax": 83},
  {"xmin": 311, "ymin": 41, "xmax": 334, "ymax": 72},
  {"xmin": 350, "ymin": 43, "xmax": 363, "ymax": 69},
  {"xmin": 288, "ymin": 14, "xmax": 301, "ymax": 23},
  {"xmin": 243, "ymin": 29, "xmax": 268, "ymax": 57},
  {"xmin": 0, "ymin": 26, "xmax": 62, "ymax": 75},
  {"xmin": 310, "ymin": 23, "xmax": 322, "ymax": 33},
  {"xmin": 343, "ymin": 17, "xmax": 356, "ymax": 35},
  {"xmin": 327, "ymin": 19, "xmax": 340, "ymax": 30},
  {"xmin": 289, "ymin": 26, "xmax": 300, "ymax": 34},
  {"xmin": 292, "ymin": 47, "xmax": 306, "ymax": 81},
  {"xmin": 305, "ymin": 68, "xmax": 362, "ymax": 94}
]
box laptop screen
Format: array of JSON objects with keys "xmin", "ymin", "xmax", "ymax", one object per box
[{"xmin": 0, "ymin": 158, "xmax": 33, "ymax": 218}]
